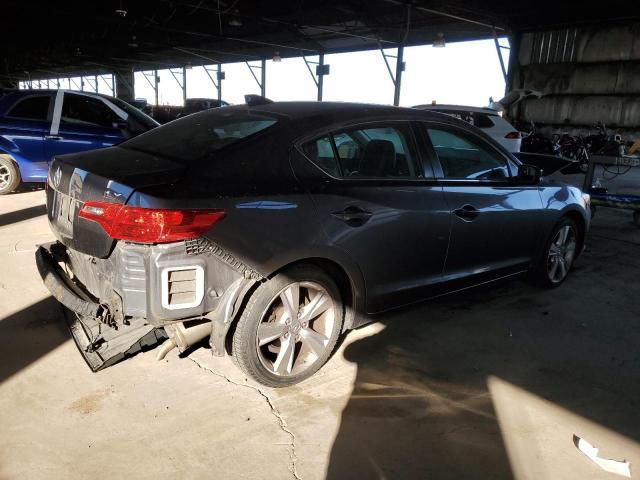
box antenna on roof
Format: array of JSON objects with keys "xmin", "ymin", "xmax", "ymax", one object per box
[{"xmin": 244, "ymin": 94, "xmax": 273, "ymax": 107}]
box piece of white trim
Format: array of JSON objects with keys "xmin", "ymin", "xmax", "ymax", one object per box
[
  {"xmin": 161, "ymin": 265, "xmax": 205, "ymax": 310},
  {"xmin": 50, "ymin": 90, "xmax": 64, "ymax": 135},
  {"xmin": 575, "ymin": 435, "xmax": 631, "ymax": 478}
]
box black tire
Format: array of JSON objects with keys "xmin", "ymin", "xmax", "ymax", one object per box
[
  {"xmin": 530, "ymin": 217, "xmax": 580, "ymax": 289},
  {"xmin": 232, "ymin": 264, "xmax": 344, "ymax": 387},
  {"xmin": 0, "ymin": 156, "xmax": 21, "ymax": 195}
]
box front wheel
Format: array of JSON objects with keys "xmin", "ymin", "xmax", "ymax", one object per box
[
  {"xmin": 531, "ymin": 217, "xmax": 579, "ymax": 288},
  {"xmin": 232, "ymin": 264, "xmax": 344, "ymax": 387},
  {"xmin": 0, "ymin": 156, "xmax": 21, "ymax": 194}
]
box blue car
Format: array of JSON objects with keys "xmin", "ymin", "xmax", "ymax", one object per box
[{"xmin": 0, "ymin": 89, "xmax": 159, "ymax": 194}]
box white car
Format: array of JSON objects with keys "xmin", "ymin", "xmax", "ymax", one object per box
[{"xmin": 413, "ymin": 104, "xmax": 522, "ymax": 152}]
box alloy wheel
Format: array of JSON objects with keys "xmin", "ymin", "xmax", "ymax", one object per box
[
  {"xmin": 0, "ymin": 164, "xmax": 11, "ymax": 191},
  {"xmin": 547, "ymin": 225, "xmax": 577, "ymax": 283},
  {"xmin": 256, "ymin": 281, "xmax": 336, "ymax": 377}
]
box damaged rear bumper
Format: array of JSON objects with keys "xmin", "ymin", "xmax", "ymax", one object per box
[
  {"xmin": 35, "ymin": 244, "xmax": 104, "ymax": 319},
  {"xmin": 35, "ymin": 240, "xmax": 257, "ymax": 370},
  {"xmin": 36, "ymin": 242, "xmax": 167, "ymax": 370}
]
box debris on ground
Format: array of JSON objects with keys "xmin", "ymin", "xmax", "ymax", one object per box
[{"xmin": 574, "ymin": 435, "xmax": 631, "ymax": 477}]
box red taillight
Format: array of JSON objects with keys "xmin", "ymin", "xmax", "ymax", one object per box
[
  {"xmin": 79, "ymin": 201, "xmax": 225, "ymax": 243},
  {"xmin": 505, "ymin": 131, "xmax": 522, "ymax": 139}
]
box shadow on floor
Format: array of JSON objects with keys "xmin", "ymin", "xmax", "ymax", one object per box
[
  {"xmin": 0, "ymin": 203, "xmax": 46, "ymax": 227},
  {"xmin": 0, "ymin": 297, "xmax": 69, "ymax": 384},
  {"xmin": 326, "ymin": 221, "xmax": 640, "ymax": 479},
  {"xmin": 8, "ymin": 182, "xmax": 45, "ymax": 194}
]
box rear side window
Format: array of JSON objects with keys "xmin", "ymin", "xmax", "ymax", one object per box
[
  {"xmin": 427, "ymin": 128, "xmax": 510, "ymax": 181},
  {"xmin": 122, "ymin": 110, "xmax": 277, "ymax": 162},
  {"xmin": 302, "ymin": 136, "xmax": 341, "ymax": 177},
  {"xmin": 7, "ymin": 95, "xmax": 50, "ymax": 121},
  {"xmin": 61, "ymin": 93, "xmax": 120, "ymax": 128},
  {"xmin": 302, "ymin": 124, "xmax": 417, "ymax": 179}
]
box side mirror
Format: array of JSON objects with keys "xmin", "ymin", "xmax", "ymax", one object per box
[{"xmin": 517, "ymin": 164, "xmax": 542, "ymax": 184}]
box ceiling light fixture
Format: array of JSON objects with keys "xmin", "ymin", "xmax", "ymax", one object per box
[
  {"xmin": 433, "ymin": 33, "xmax": 446, "ymax": 48},
  {"xmin": 228, "ymin": 18, "xmax": 242, "ymax": 27},
  {"xmin": 115, "ymin": 0, "xmax": 127, "ymax": 17},
  {"xmin": 272, "ymin": 51, "xmax": 282, "ymax": 62}
]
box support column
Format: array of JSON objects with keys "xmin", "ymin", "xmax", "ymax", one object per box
[
  {"xmin": 217, "ymin": 64, "xmax": 224, "ymax": 102},
  {"xmin": 203, "ymin": 65, "xmax": 223, "ymax": 102},
  {"xmin": 317, "ymin": 54, "xmax": 325, "ymax": 101},
  {"xmin": 154, "ymin": 70, "xmax": 159, "ymax": 106},
  {"xmin": 245, "ymin": 59, "xmax": 266, "ymax": 97},
  {"xmin": 303, "ymin": 54, "xmax": 329, "ymax": 101},
  {"xmin": 393, "ymin": 46, "xmax": 404, "ymax": 106},
  {"xmin": 381, "ymin": 46, "xmax": 406, "ymax": 106},
  {"xmin": 115, "ymin": 70, "xmax": 135, "ymax": 101},
  {"xmin": 261, "ymin": 58, "xmax": 266, "ymax": 97},
  {"xmin": 493, "ymin": 30, "xmax": 510, "ymax": 83},
  {"xmin": 183, "ymin": 67, "xmax": 187, "ymax": 105}
]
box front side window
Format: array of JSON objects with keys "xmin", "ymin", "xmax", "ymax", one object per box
[
  {"xmin": 7, "ymin": 95, "xmax": 51, "ymax": 121},
  {"xmin": 61, "ymin": 93, "xmax": 120, "ymax": 128},
  {"xmin": 427, "ymin": 127, "xmax": 510, "ymax": 181}
]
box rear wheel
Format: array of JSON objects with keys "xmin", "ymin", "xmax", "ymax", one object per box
[
  {"xmin": 531, "ymin": 217, "xmax": 579, "ymax": 288},
  {"xmin": 0, "ymin": 157, "xmax": 20, "ymax": 194},
  {"xmin": 232, "ymin": 264, "xmax": 343, "ymax": 387}
]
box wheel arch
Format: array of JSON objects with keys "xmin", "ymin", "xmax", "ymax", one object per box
[
  {"xmin": 265, "ymin": 255, "xmax": 363, "ymax": 332},
  {"xmin": 562, "ymin": 208, "xmax": 587, "ymax": 257},
  {"xmin": 221, "ymin": 254, "xmax": 364, "ymax": 358}
]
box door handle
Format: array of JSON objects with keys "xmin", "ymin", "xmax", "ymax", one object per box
[
  {"xmin": 454, "ymin": 204, "xmax": 480, "ymax": 221},
  {"xmin": 331, "ymin": 206, "xmax": 373, "ymax": 227},
  {"xmin": 45, "ymin": 135, "xmax": 63, "ymax": 141}
]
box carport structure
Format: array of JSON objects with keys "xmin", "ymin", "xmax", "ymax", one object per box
[
  {"xmin": 3, "ymin": 3, "xmax": 640, "ymax": 480},
  {"xmin": 2, "ymin": 1, "xmax": 638, "ymax": 118}
]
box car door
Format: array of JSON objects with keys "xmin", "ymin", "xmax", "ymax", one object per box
[
  {"xmin": 419, "ymin": 122, "xmax": 545, "ymax": 285},
  {"xmin": 45, "ymin": 91, "xmax": 125, "ymax": 161},
  {"xmin": 1, "ymin": 93, "xmax": 53, "ymax": 180},
  {"xmin": 294, "ymin": 121, "xmax": 450, "ymax": 313}
]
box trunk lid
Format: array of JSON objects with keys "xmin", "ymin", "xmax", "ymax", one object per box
[{"xmin": 47, "ymin": 146, "xmax": 186, "ymax": 258}]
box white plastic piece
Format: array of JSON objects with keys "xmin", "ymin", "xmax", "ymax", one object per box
[
  {"xmin": 161, "ymin": 265, "xmax": 204, "ymax": 310},
  {"xmin": 575, "ymin": 435, "xmax": 631, "ymax": 478}
]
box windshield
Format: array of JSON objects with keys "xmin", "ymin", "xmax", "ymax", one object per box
[{"xmin": 121, "ymin": 109, "xmax": 278, "ymax": 162}]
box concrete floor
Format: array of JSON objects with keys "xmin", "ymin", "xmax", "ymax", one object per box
[{"xmin": 1, "ymin": 187, "xmax": 640, "ymax": 480}]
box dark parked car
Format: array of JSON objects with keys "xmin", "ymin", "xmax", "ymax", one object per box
[
  {"xmin": 0, "ymin": 89, "xmax": 159, "ymax": 194},
  {"xmin": 176, "ymin": 98, "xmax": 229, "ymax": 118},
  {"xmin": 36, "ymin": 101, "xmax": 591, "ymax": 387}
]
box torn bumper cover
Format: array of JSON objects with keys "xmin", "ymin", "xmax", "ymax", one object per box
[{"xmin": 35, "ymin": 243, "xmax": 166, "ymax": 371}]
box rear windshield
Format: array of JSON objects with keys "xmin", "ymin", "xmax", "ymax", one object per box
[{"xmin": 121, "ymin": 109, "xmax": 277, "ymax": 162}]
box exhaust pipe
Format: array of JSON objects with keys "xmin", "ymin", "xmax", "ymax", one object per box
[{"xmin": 156, "ymin": 320, "xmax": 212, "ymax": 360}]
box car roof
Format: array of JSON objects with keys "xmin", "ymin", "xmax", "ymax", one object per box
[
  {"xmin": 1, "ymin": 89, "xmax": 111, "ymax": 100},
  {"xmin": 413, "ymin": 104, "xmax": 500, "ymax": 115},
  {"xmin": 239, "ymin": 101, "xmax": 458, "ymax": 127}
]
